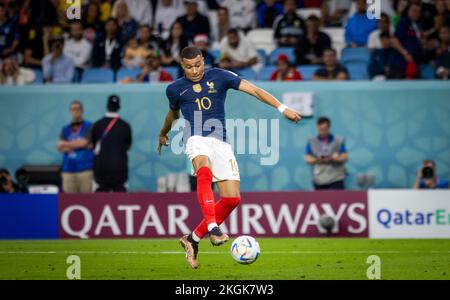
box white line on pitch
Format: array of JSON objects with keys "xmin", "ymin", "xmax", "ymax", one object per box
[{"xmin": 0, "ymin": 250, "xmax": 449, "ymax": 255}]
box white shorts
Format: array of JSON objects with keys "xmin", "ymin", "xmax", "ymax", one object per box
[{"xmin": 185, "ymin": 136, "xmax": 240, "ymax": 182}]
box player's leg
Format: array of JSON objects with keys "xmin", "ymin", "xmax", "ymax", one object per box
[{"xmin": 192, "ymin": 180, "xmax": 241, "ymax": 240}]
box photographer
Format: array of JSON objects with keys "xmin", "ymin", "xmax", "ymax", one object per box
[
  {"xmin": 305, "ymin": 117, "xmax": 348, "ymax": 190},
  {"xmin": 414, "ymin": 160, "xmax": 449, "ymax": 189},
  {"xmin": 0, "ymin": 169, "xmax": 18, "ymax": 194}
]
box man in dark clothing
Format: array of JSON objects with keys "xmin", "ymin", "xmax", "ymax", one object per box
[
  {"xmin": 175, "ymin": 0, "xmax": 210, "ymax": 42},
  {"xmin": 295, "ymin": 15, "xmax": 331, "ymax": 65},
  {"xmin": 273, "ymin": 0, "xmax": 306, "ymax": 47},
  {"xmin": 91, "ymin": 95, "xmax": 132, "ymax": 192},
  {"xmin": 91, "ymin": 18, "xmax": 123, "ymax": 71}
]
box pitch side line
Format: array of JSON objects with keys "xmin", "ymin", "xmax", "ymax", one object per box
[{"xmin": 0, "ymin": 250, "xmax": 449, "ymax": 255}]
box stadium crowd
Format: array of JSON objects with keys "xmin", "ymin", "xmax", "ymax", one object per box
[{"xmin": 0, "ymin": 0, "xmax": 449, "ymax": 85}]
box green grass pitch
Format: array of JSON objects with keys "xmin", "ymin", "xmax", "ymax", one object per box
[{"xmin": 0, "ymin": 238, "xmax": 449, "ymax": 280}]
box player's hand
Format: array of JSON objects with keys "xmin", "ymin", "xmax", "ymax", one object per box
[
  {"xmin": 157, "ymin": 135, "xmax": 169, "ymax": 155},
  {"xmin": 283, "ymin": 108, "xmax": 302, "ymax": 124}
]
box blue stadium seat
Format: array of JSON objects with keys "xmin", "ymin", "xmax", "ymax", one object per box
[
  {"xmin": 208, "ymin": 49, "xmax": 221, "ymax": 61},
  {"xmin": 81, "ymin": 68, "xmax": 114, "ymax": 83},
  {"xmin": 268, "ymin": 47, "xmax": 295, "ymax": 65},
  {"xmin": 257, "ymin": 48, "xmax": 267, "ymax": 65},
  {"xmin": 259, "ymin": 66, "xmax": 277, "ymax": 81},
  {"xmin": 341, "ymin": 47, "xmax": 370, "ymax": 65},
  {"xmin": 235, "ymin": 68, "xmax": 257, "ymax": 80},
  {"xmin": 298, "ymin": 65, "xmax": 320, "ymax": 81},
  {"xmin": 345, "ymin": 62, "xmax": 368, "ymax": 80},
  {"xmin": 420, "ymin": 64, "xmax": 436, "ymax": 80},
  {"xmin": 32, "ymin": 69, "xmax": 43, "ymax": 84},
  {"xmin": 116, "ymin": 68, "xmax": 142, "ymax": 82},
  {"xmin": 163, "ymin": 66, "xmax": 180, "ymax": 80}
]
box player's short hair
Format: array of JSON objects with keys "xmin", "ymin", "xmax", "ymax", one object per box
[
  {"xmin": 317, "ymin": 116, "xmax": 331, "ymax": 126},
  {"xmin": 307, "ymin": 15, "xmax": 320, "ymax": 23},
  {"xmin": 227, "ymin": 28, "xmax": 239, "ymax": 36},
  {"xmin": 70, "ymin": 100, "xmax": 83, "ymax": 110},
  {"xmin": 180, "ymin": 46, "xmax": 202, "ymax": 60},
  {"xmin": 323, "ymin": 47, "xmax": 337, "ymax": 55}
]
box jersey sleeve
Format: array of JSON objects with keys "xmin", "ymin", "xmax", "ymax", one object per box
[
  {"xmin": 219, "ymin": 68, "xmax": 242, "ymax": 90},
  {"xmin": 166, "ymin": 84, "xmax": 180, "ymax": 111}
]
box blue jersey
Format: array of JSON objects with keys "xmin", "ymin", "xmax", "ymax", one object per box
[{"xmin": 166, "ymin": 68, "xmax": 242, "ymax": 142}]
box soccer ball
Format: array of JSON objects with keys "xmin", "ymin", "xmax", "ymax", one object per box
[{"xmin": 230, "ymin": 236, "xmax": 260, "ymax": 265}]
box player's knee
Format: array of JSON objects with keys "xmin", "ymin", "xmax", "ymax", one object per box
[{"xmin": 223, "ymin": 196, "xmax": 241, "ymax": 207}]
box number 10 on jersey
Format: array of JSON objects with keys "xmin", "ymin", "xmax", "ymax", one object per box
[{"xmin": 195, "ymin": 97, "xmax": 212, "ymax": 111}]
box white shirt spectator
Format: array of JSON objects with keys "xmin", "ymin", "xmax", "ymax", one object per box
[
  {"xmin": 63, "ymin": 37, "xmax": 93, "ymax": 69},
  {"xmin": 367, "ymin": 26, "xmax": 394, "ymax": 49},
  {"xmin": 219, "ymin": 34, "xmax": 257, "ymax": 63},
  {"xmin": 154, "ymin": 0, "xmax": 184, "ymax": 34},
  {"xmin": 125, "ymin": 0, "xmax": 153, "ymax": 25},
  {"xmin": 221, "ymin": 0, "xmax": 256, "ymax": 30},
  {"xmin": 0, "ymin": 68, "xmax": 35, "ymax": 85}
]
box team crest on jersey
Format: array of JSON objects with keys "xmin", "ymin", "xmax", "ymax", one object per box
[
  {"xmin": 207, "ymin": 81, "xmax": 217, "ymax": 94},
  {"xmin": 193, "ymin": 84, "xmax": 202, "ymax": 93}
]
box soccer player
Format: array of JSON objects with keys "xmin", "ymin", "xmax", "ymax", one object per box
[{"xmin": 158, "ymin": 46, "xmax": 301, "ymax": 269}]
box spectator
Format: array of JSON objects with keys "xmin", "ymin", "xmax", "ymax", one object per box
[
  {"xmin": 82, "ymin": 2, "xmax": 104, "ymax": 43},
  {"xmin": 123, "ymin": 37, "xmax": 150, "ymax": 69},
  {"xmin": 273, "ymin": 0, "xmax": 306, "ymax": 47},
  {"xmin": 92, "ymin": 17, "xmax": 124, "ymax": 71},
  {"xmin": 194, "ymin": 34, "xmax": 216, "ymax": 68},
  {"xmin": 0, "ymin": 3, "xmax": 19, "ymax": 58},
  {"xmin": 423, "ymin": 0, "xmax": 449, "ymax": 39},
  {"xmin": 211, "ymin": 6, "xmax": 230, "ymax": 45},
  {"xmin": 100, "ymin": 0, "xmax": 114, "ymax": 22},
  {"xmin": 305, "ymin": 116, "xmax": 348, "ymax": 190},
  {"xmin": 367, "ymin": 13, "xmax": 393, "ymax": 50},
  {"xmin": 312, "ymin": 48, "xmax": 349, "ymax": 80},
  {"xmin": 22, "ymin": 25, "xmax": 52, "ymax": 69},
  {"xmin": 57, "ymin": 100, "xmax": 94, "ymax": 194},
  {"xmin": 413, "ymin": 160, "xmax": 449, "ymax": 189},
  {"xmin": 112, "ymin": 0, "xmax": 139, "ymax": 43},
  {"xmin": 416, "ymin": 0, "xmax": 437, "ymax": 33},
  {"xmin": 321, "ymin": 0, "xmax": 351, "ymax": 27},
  {"xmin": 436, "ymin": 25, "xmax": 450, "ymax": 79},
  {"xmin": 345, "ymin": 0, "xmax": 378, "ymax": 48},
  {"xmin": 160, "ymin": 21, "xmax": 189, "ymax": 66},
  {"xmin": 125, "ymin": 0, "xmax": 153, "ymax": 26},
  {"xmin": 392, "ymin": 0, "xmax": 409, "ymax": 28},
  {"xmin": 175, "ymin": 0, "xmax": 210, "ymax": 42},
  {"xmin": 138, "ymin": 25, "xmax": 161, "ymax": 53},
  {"xmin": 0, "ymin": 168, "xmax": 18, "ymax": 194},
  {"xmin": 258, "ymin": 0, "xmax": 284, "ymax": 28},
  {"xmin": 222, "ymin": 0, "xmax": 256, "ymax": 32},
  {"xmin": 295, "ymin": 15, "xmax": 331, "ymax": 65},
  {"xmin": 63, "ymin": 21, "xmax": 93, "ymax": 76},
  {"xmin": 270, "ymin": 53, "xmax": 302, "ymax": 81},
  {"xmin": 42, "ymin": 37, "xmax": 75, "ymax": 83},
  {"xmin": 135, "ymin": 52, "xmax": 173, "ymax": 83},
  {"xmin": 219, "ymin": 28, "xmax": 258, "ymax": 70},
  {"xmin": 368, "ymin": 32, "xmax": 396, "ymax": 80},
  {"xmin": 154, "ymin": 0, "xmax": 184, "ymax": 36},
  {"xmin": 0, "ymin": 56, "xmax": 35, "ymax": 85},
  {"xmin": 390, "ymin": 3, "xmax": 423, "ymax": 79},
  {"xmin": 91, "ymin": 95, "xmax": 132, "ymax": 192}
]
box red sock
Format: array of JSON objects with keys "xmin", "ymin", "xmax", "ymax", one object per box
[
  {"xmin": 196, "ymin": 166, "xmax": 216, "ymax": 226},
  {"xmin": 194, "ymin": 197, "xmax": 241, "ymax": 239}
]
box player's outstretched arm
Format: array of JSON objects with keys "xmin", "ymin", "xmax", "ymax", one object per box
[
  {"xmin": 238, "ymin": 79, "xmax": 301, "ymax": 123},
  {"xmin": 157, "ymin": 109, "xmax": 180, "ymax": 155}
]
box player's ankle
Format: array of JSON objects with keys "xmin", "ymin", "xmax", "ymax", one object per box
[
  {"xmin": 209, "ymin": 226, "xmax": 224, "ymax": 236},
  {"xmin": 188, "ymin": 233, "xmax": 199, "ymax": 244}
]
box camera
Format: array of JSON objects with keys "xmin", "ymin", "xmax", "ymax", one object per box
[{"xmin": 421, "ymin": 166, "xmax": 434, "ymax": 179}]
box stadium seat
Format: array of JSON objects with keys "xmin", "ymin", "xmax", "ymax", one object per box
[
  {"xmin": 296, "ymin": 8, "xmax": 321, "ymax": 19},
  {"xmin": 420, "ymin": 64, "xmax": 436, "ymax": 80},
  {"xmin": 345, "ymin": 62, "xmax": 369, "ymax": 80},
  {"xmin": 208, "ymin": 49, "xmax": 221, "ymax": 62},
  {"xmin": 116, "ymin": 68, "xmax": 142, "ymax": 82},
  {"xmin": 81, "ymin": 68, "xmax": 114, "ymax": 83},
  {"xmin": 235, "ymin": 68, "xmax": 257, "ymax": 80},
  {"xmin": 268, "ymin": 47, "xmax": 296, "ymax": 65},
  {"xmin": 163, "ymin": 66, "xmax": 180, "ymax": 80},
  {"xmin": 341, "ymin": 47, "xmax": 371, "ymax": 65},
  {"xmin": 246, "ymin": 29, "xmax": 276, "ymax": 54},
  {"xmin": 322, "ymin": 27, "xmax": 345, "ymax": 58},
  {"xmin": 32, "ymin": 69, "xmax": 43, "ymax": 84},
  {"xmin": 298, "ymin": 65, "xmax": 320, "ymax": 81},
  {"xmin": 259, "ymin": 66, "xmax": 277, "ymax": 81},
  {"xmin": 256, "ymin": 48, "xmax": 267, "ymax": 65}
]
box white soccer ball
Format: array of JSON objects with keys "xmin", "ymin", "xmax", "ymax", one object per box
[{"xmin": 230, "ymin": 235, "xmax": 260, "ymax": 265}]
